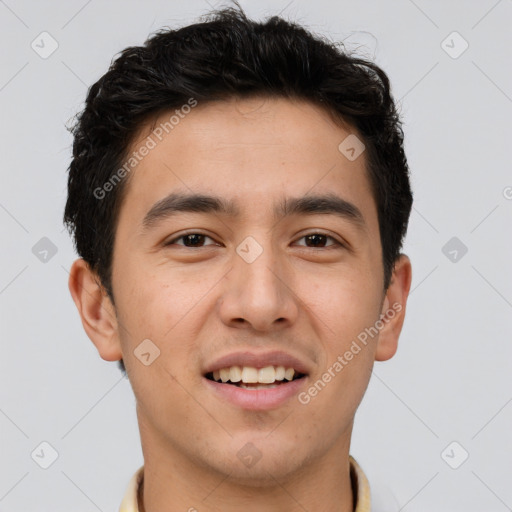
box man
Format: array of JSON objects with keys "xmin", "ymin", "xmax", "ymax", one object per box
[{"xmin": 64, "ymin": 5, "xmax": 412, "ymax": 511}]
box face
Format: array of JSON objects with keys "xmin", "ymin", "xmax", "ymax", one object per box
[{"xmin": 72, "ymin": 96, "xmax": 411, "ymax": 485}]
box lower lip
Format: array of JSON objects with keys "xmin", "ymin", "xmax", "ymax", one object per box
[{"xmin": 203, "ymin": 377, "xmax": 307, "ymax": 410}]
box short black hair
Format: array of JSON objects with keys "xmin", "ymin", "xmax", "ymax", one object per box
[{"xmin": 64, "ymin": 5, "xmax": 413, "ymax": 375}]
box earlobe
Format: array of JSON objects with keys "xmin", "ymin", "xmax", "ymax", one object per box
[
  {"xmin": 68, "ymin": 258, "xmax": 123, "ymax": 362},
  {"xmin": 375, "ymin": 254, "xmax": 412, "ymax": 362}
]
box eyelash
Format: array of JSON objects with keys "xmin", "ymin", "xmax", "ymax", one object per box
[{"xmin": 165, "ymin": 232, "xmax": 344, "ymax": 249}]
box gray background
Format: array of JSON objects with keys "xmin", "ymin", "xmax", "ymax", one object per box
[{"xmin": 1, "ymin": 0, "xmax": 511, "ymax": 510}]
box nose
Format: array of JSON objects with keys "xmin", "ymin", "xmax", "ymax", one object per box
[{"xmin": 218, "ymin": 242, "xmax": 299, "ymax": 332}]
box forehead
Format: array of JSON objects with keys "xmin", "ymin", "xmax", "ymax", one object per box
[{"xmin": 117, "ymin": 96, "xmax": 377, "ymax": 231}]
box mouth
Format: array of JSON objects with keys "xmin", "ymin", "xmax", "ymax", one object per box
[
  {"xmin": 204, "ymin": 365, "xmax": 307, "ymax": 389},
  {"xmin": 202, "ymin": 351, "xmax": 310, "ymax": 410}
]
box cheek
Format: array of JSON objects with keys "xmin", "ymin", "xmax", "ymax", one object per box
[
  {"xmin": 300, "ymin": 268, "xmax": 382, "ymax": 341},
  {"xmin": 297, "ymin": 268, "xmax": 381, "ymax": 413},
  {"xmin": 116, "ymin": 265, "xmax": 204, "ymax": 338},
  {"xmin": 114, "ymin": 266, "xmax": 216, "ymax": 390},
  {"xmin": 115, "ymin": 273, "xmax": 203, "ymax": 413}
]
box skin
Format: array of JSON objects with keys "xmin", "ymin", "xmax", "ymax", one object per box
[{"xmin": 69, "ymin": 96, "xmax": 412, "ymax": 512}]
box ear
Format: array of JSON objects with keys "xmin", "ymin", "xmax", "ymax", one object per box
[
  {"xmin": 68, "ymin": 258, "xmax": 122, "ymax": 362},
  {"xmin": 375, "ymin": 254, "xmax": 412, "ymax": 361}
]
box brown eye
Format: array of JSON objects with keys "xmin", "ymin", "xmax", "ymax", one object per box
[
  {"xmin": 166, "ymin": 233, "xmax": 216, "ymax": 247},
  {"xmin": 295, "ymin": 233, "xmax": 341, "ymax": 248}
]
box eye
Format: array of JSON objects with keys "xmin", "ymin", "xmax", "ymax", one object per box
[
  {"xmin": 165, "ymin": 233, "xmax": 218, "ymax": 248},
  {"xmin": 294, "ymin": 233, "xmax": 343, "ymax": 249},
  {"xmin": 164, "ymin": 232, "xmax": 343, "ymax": 249}
]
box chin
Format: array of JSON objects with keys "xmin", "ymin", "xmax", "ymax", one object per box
[
  {"xmin": 221, "ymin": 458, "xmax": 305, "ymax": 488},
  {"xmin": 205, "ymin": 435, "xmax": 309, "ymax": 486}
]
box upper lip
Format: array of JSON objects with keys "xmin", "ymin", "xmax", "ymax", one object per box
[{"xmin": 203, "ymin": 350, "xmax": 311, "ymax": 376}]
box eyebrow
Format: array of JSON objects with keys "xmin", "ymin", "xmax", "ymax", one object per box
[{"xmin": 141, "ymin": 192, "xmax": 367, "ymax": 232}]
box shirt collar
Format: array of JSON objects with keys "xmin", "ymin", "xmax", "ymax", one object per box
[{"xmin": 119, "ymin": 455, "xmax": 372, "ymax": 512}]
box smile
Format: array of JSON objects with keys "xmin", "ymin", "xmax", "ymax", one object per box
[{"xmin": 205, "ymin": 365, "xmax": 306, "ymax": 389}]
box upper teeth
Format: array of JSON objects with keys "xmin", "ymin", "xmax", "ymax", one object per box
[{"xmin": 212, "ymin": 366, "xmax": 296, "ymax": 384}]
